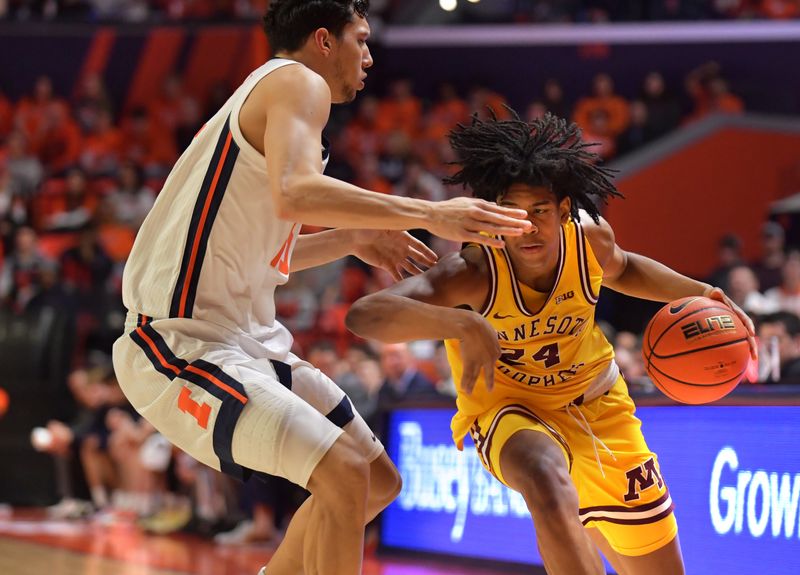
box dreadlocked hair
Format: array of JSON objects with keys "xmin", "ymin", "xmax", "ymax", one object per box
[{"xmin": 444, "ymin": 109, "xmax": 622, "ymax": 223}]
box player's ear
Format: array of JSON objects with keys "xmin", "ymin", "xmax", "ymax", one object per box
[
  {"xmin": 314, "ymin": 28, "xmax": 333, "ymax": 54},
  {"xmin": 559, "ymin": 196, "xmax": 571, "ymax": 222}
]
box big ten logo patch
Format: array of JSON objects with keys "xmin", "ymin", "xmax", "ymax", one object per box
[{"xmin": 624, "ymin": 457, "xmax": 664, "ymax": 502}]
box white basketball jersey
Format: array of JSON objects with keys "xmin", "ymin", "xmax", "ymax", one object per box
[{"xmin": 122, "ymin": 59, "xmax": 328, "ymax": 356}]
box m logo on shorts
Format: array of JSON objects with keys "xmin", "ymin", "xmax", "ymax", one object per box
[{"xmin": 623, "ymin": 457, "xmax": 664, "ymax": 502}]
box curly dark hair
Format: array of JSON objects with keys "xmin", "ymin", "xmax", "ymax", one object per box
[
  {"xmin": 263, "ymin": 0, "xmax": 369, "ymax": 54},
  {"xmin": 445, "ymin": 109, "xmax": 622, "ymax": 222}
]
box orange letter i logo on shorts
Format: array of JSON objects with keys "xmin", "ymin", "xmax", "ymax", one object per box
[{"xmin": 178, "ymin": 386, "xmax": 212, "ymax": 429}]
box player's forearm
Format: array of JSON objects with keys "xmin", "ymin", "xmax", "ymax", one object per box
[
  {"xmin": 607, "ymin": 252, "xmax": 711, "ymax": 302},
  {"xmin": 290, "ymin": 229, "xmax": 356, "ymax": 272},
  {"xmin": 277, "ymin": 174, "xmax": 434, "ymax": 231},
  {"xmin": 346, "ymin": 293, "xmax": 476, "ymax": 343}
]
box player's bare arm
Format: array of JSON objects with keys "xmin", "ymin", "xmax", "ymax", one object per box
[
  {"xmin": 248, "ymin": 66, "xmax": 532, "ymax": 248},
  {"xmin": 290, "ymin": 229, "xmax": 437, "ymax": 280},
  {"xmin": 583, "ymin": 212, "xmax": 756, "ymax": 356},
  {"xmin": 346, "ymin": 247, "xmax": 500, "ymax": 392}
]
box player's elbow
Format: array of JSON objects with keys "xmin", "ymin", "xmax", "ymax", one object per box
[
  {"xmin": 272, "ymin": 175, "xmax": 314, "ymax": 221},
  {"xmin": 345, "ymin": 296, "xmax": 384, "ymax": 338}
]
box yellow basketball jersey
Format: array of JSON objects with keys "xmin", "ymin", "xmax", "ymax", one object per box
[{"xmin": 447, "ymin": 218, "xmax": 614, "ymax": 447}]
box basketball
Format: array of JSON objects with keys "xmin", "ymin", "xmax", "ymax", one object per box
[{"xmin": 642, "ymin": 296, "xmax": 750, "ymax": 404}]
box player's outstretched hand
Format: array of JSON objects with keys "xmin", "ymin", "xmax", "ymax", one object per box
[
  {"xmin": 705, "ymin": 286, "xmax": 757, "ymax": 360},
  {"xmin": 427, "ymin": 197, "xmax": 532, "ymax": 249},
  {"xmin": 351, "ymin": 230, "xmax": 438, "ymax": 281},
  {"xmin": 456, "ymin": 312, "xmax": 501, "ymax": 395}
]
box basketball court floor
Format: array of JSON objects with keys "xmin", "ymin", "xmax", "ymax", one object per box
[{"xmin": 0, "ymin": 510, "xmax": 531, "ymax": 575}]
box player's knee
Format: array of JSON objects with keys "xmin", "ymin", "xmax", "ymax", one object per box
[
  {"xmin": 311, "ymin": 435, "xmax": 370, "ymax": 509},
  {"xmin": 515, "ymin": 453, "xmax": 577, "ymax": 519},
  {"xmin": 372, "ymin": 456, "xmax": 402, "ymax": 507}
]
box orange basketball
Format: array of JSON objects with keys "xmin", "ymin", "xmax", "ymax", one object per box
[
  {"xmin": 0, "ymin": 387, "xmax": 8, "ymax": 418},
  {"xmin": 642, "ymin": 296, "xmax": 750, "ymax": 404}
]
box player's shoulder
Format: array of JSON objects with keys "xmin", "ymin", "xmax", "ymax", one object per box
[
  {"xmin": 575, "ymin": 210, "xmax": 617, "ymax": 268},
  {"xmin": 576, "ymin": 209, "xmax": 614, "ymax": 242},
  {"xmin": 254, "ymin": 60, "xmax": 331, "ymax": 106}
]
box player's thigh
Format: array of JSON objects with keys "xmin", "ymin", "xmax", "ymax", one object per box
[
  {"xmin": 472, "ymin": 402, "xmax": 572, "ymax": 490},
  {"xmin": 554, "ymin": 377, "xmax": 680, "ymax": 561},
  {"xmin": 286, "ymin": 354, "xmax": 384, "ymax": 464}
]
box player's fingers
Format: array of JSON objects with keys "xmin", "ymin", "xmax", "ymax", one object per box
[
  {"xmin": 483, "ymin": 362, "xmax": 495, "ymax": 392},
  {"xmin": 477, "ymin": 201, "xmax": 529, "ymax": 221},
  {"xmin": 406, "ymin": 236, "xmax": 438, "ymax": 265},
  {"xmin": 747, "ymin": 334, "xmax": 758, "ymax": 361},
  {"xmin": 400, "ymin": 259, "xmax": 425, "ymax": 276},
  {"xmin": 462, "ymin": 232, "xmax": 505, "ymax": 249},
  {"xmin": 471, "ymin": 210, "xmax": 532, "ymax": 234},
  {"xmin": 388, "ymin": 264, "xmax": 403, "ymax": 282},
  {"xmin": 471, "ymin": 222, "xmax": 535, "ymax": 238},
  {"xmin": 408, "ymin": 246, "xmax": 436, "ymax": 268},
  {"xmin": 460, "ymin": 366, "xmax": 479, "ymax": 395}
]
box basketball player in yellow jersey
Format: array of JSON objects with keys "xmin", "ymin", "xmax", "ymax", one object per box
[{"xmin": 347, "ymin": 112, "xmax": 756, "ymax": 575}]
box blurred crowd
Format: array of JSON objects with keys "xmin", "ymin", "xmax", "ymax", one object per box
[
  {"xmin": 452, "ymin": 0, "xmax": 800, "ymax": 24},
  {"xmin": 2, "ymin": 0, "xmax": 799, "ymax": 23},
  {"xmin": 0, "ymin": 57, "xmax": 796, "ymax": 544}
]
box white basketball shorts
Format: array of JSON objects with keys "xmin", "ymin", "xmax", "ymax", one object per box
[{"xmin": 112, "ymin": 313, "xmax": 383, "ymax": 488}]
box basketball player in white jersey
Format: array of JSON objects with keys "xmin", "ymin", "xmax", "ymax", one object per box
[{"xmin": 112, "ymin": 1, "xmax": 533, "ymax": 574}]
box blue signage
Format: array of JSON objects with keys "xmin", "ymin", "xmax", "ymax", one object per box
[{"xmin": 381, "ymin": 406, "xmax": 800, "ymax": 574}]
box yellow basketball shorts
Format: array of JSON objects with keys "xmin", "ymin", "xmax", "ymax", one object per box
[{"xmin": 468, "ymin": 376, "xmax": 677, "ymax": 557}]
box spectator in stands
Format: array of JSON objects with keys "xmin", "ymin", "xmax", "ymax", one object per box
[
  {"xmin": 758, "ymin": 0, "xmax": 800, "ymax": 19},
  {"xmin": 148, "ymin": 74, "xmax": 202, "ymax": 152},
  {"xmin": 424, "ymin": 82, "xmax": 470, "ymax": 142},
  {"xmin": 751, "ymin": 221, "xmax": 786, "ymax": 292},
  {"xmin": 31, "ymin": 355, "xmax": 135, "ymax": 517},
  {"xmin": 337, "ymin": 95, "xmax": 384, "ymax": 168},
  {"xmin": 764, "ymin": 249, "xmax": 800, "ymax": 316},
  {"xmin": 377, "ymin": 342, "xmax": 439, "ymax": 406},
  {"xmin": 727, "ymin": 263, "xmax": 773, "ymax": 315},
  {"xmin": 525, "ymin": 100, "xmax": 548, "ymax": 122},
  {"xmin": 640, "ymin": 71, "xmax": 681, "ymax": 138},
  {"xmin": 44, "ymin": 167, "xmax": 93, "ymax": 231},
  {"xmin": 73, "ymin": 73, "xmax": 113, "ymax": 134},
  {"xmin": 542, "ymin": 78, "xmax": 571, "ymax": 120},
  {"xmin": 0, "ymin": 171, "xmax": 29, "ymax": 258},
  {"xmin": 120, "ymin": 107, "xmax": 178, "ymax": 177},
  {"xmin": 706, "ymin": 233, "xmax": 744, "ymax": 291},
  {"xmin": 1, "ymin": 130, "xmax": 43, "ymax": 197},
  {"xmin": 573, "ymin": 73, "xmax": 630, "ymax": 138},
  {"xmin": 0, "ymin": 225, "xmax": 49, "ymax": 312},
  {"xmin": 338, "ymin": 355, "xmax": 384, "ymax": 432},
  {"xmin": 618, "ymin": 100, "xmax": 656, "ymax": 154},
  {"xmin": 13, "ymin": 75, "xmax": 71, "ymax": 158},
  {"xmin": 378, "ymin": 130, "xmax": 412, "ymax": 185},
  {"xmin": 685, "ymin": 61, "xmax": 744, "ymax": 123},
  {"xmin": 105, "ymin": 161, "xmax": 155, "ymax": 229},
  {"xmin": 580, "ymin": 108, "xmax": 617, "ymax": 160},
  {"xmin": 432, "ymin": 341, "xmax": 456, "ymax": 397},
  {"xmin": 0, "ymin": 89, "xmax": 12, "ymax": 139},
  {"xmin": 352, "ymin": 153, "xmax": 392, "ymax": 195},
  {"xmin": 613, "ymin": 331, "xmax": 649, "ymax": 391},
  {"xmin": 468, "ymin": 85, "xmax": 511, "ymax": 121},
  {"xmin": 757, "ymin": 311, "xmax": 800, "ymax": 383},
  {"xmin": 79, "ymin": 108, "xmax": 122, "ymax": 177},
  {"xmin": 393, "ymin": 157, "xmax": 446, "ymax": 202},
  {"xmin": 274, "ymin": 272, "xmax": 319, "ymax": 334},
  {"xmin": 376, "ymin": 78, "xmax": 422, "ymax": 139},
  {"xmin": 37, "ymin": 103, "xmax": 83, "ymax": 175}
]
